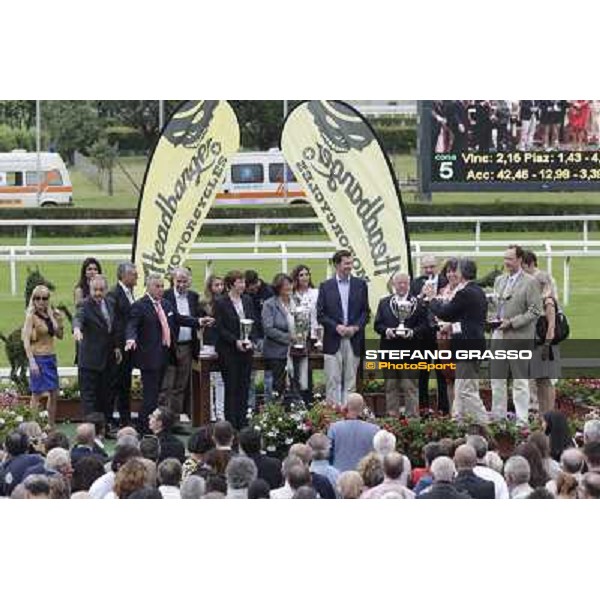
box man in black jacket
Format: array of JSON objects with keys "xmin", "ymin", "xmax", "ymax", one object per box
[
  {"xmin": 417, "ymin": 456, "xmax": 471, "ymax": 500},
  {"xmin": 106, "ymin": 261, "xmax": 138, "ymax": 427},
  {"xmin": 427, "ymin": 258, "xmax": 489, "ymax": 423},
  {"xmin": 374, "ymin": 272, "xmax": 430, "ymax": 417},
  {"xmin": 239, "ymin": 427, "xmax": 283, "ymax": 491},
  {"xmin": 454, "ymin": 444, "xmax": 495, "ymax": 500},
  {"xmin": 73, "ymin": 275, "xmax": 118, "ymax": 423},
  {"xmin": 149, "ymin": 406, "xmax": 185, "ymax": 463},
  {"xmin": 160, "ymin": 267, "xmax": 214, "ymax": 421}
]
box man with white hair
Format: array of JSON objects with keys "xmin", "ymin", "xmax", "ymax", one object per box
[
  {"xmin": 417, "ymin": 456, "xmax": 470, "ymax": 499},
  {"xmin": 373, "ymin": 430, "xmax": 411, "ymax": 487},
  {"xmin": 23, "ymin": 447, "xmax": 73, "ymax": 482},
  {"xmin": 225, "ymin": 456, "xmax": 258, "ymax": 499},
  {"xmin": 270, "ymin": 456, "xmax": 312, "ymax": 499},
  {"xmin": 504, "ymin": 455, "xmax": 533, "ymax": 499},
  {"xmin": 361, "ymin": 452, "xmax": 415, "ymax": 499},
  {"xmin": 467, "ymin": 435, "xmax": 509, "ymax": 499},
  {"xmin": 71, "ymin": 423, "xmax": 106, "ymax": 466},
  {"xmin": 583, "ymin": 419, "xmax": 600, "ymax": 444},
  {"xmin": 181, "ymin": 475, "xmax": 206, "ymax": 499},
  {"xmin": 546, "ymin": 448, "xmax": 585, "ymax": 497},
  {"xmin": 307, "ymin": 433, "xmax": 339, "ymax": 487},
  {"xmin": 327, "ymin": 393, "xmax": 380, "ymax": 472}
]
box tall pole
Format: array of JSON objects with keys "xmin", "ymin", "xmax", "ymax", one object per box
[
  {"xmin": 36, "ymin": 100, "xmax": 41, "ymax": 204},
  {"xmin": 283, "ymin": 100, "xmax": 289, "ymax": 202}
]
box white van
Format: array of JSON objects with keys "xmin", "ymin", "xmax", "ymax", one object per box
[
  {"xmin": 217, "ymin": 148, "xmax": 307, "ymax": 205},
  {"xmin": 0, "ymin": 150, "xmax": 73, "ymax": 207}
]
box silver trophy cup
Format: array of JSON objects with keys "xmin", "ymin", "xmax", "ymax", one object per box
[
  {"xmin": 239, "ymin": 318, "xmax": 254, "ymax": 344},
  {"xmin": 292, "ymin": 306, "xmax": 311, "ymax": 350},
  {"xmin": 485, "ymin": 292, "xmax": 501, "ymax": 329},
  {"xmin": 389, "ymin": 296, "xmax": 415, "ymax": 336}
]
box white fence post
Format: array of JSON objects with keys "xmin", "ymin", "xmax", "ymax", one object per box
[
  {"xmin": 545, "ymin": 242, "xmax": 552, "ymax": 276},
  {"xmin": 25, "ymin": 225, "xmax": 33, "ymax": 256},
  {"xmin": 9, "ymin": 247, "xmax": 17, "ymax": 296},
  {"xmin": 563, "ymin": 256, "xmax": 570, "ymax": 306},
  {"xmin": 475, "ymin": 220, "xmax": 481, "ymax": 253},
  {"xmin": 583, "ymin": 219, "xmax": 589, "ymax": 252},
  {"xmin": 281, "ymin": 242, "xmax": 288, "ymax": 273},
  {"xmin": 254, "ymin": 224, "xmax": 261, "ymax": 254}
]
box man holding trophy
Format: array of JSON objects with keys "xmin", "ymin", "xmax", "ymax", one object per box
[
  {"xmin": 214, "ymin": 270, "xmax": 257, "ymax": 429},
  {"xmin": 374, "ymin": 273, "xmax": 428, "ymax": 416}
]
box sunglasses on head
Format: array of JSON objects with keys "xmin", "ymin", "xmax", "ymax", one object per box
[{"xmin": 34, "ymin": 296, "xmax": 49, "ymax": 301}]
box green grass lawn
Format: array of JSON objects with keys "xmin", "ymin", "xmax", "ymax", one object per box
[
  {"xmin": 1, "ymin": 229, "xmax": 598, "ymax": 368},
  {"xmin": 68, "ymin": 154, "xmax": 600, "ymax": 210}
]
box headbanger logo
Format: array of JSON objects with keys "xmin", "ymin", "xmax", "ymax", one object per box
[
  {"xmin": 308, "ymin": 101, "xmax": 373, "ymax": 153},
  {"xmin": 163, "ymin": 101, "xmax": 218, "ymax": 148}
]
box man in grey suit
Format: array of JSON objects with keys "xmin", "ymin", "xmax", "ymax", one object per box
[{"xmin": 491, "ymin": 245, "xmax": 542, "ymax": 423}]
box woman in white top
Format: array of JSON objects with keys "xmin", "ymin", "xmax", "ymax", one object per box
[{"xmin": 290, "ymin": 265, "xmax": 320, "ymax": 401}]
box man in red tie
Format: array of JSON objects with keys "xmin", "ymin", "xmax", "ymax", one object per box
[{"xmin": 125, "ymin": 274, "xmax": 202, "ymax": 433}]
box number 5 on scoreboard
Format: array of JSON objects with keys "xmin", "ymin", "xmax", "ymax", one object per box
[{"xmin": 439, "ymin": 161, "xmax": 453, "ymax": 180}]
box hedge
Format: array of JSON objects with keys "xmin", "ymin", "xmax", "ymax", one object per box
[
  {"xmin": 104, "ymin": 126, "xmax": 150, "ymax": 154},
  {"xmin": 372, "ymin": 125, "xmax": 417, "ymax": 154},
  {"xmin": 0, "ymin": 204, "xmax": 598, "ymax": 237}
]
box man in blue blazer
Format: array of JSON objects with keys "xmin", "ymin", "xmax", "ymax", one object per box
[
  {"xmin": 125, "ymin": 274, "xmax": 201, "ymax": 433},
  {"xmin": 317, "ymin": 250, "xmax": 369, "ymax": 405}
]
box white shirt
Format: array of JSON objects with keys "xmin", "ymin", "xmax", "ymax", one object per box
[
  {"xmin": 89, "ymin": 471, "xmax": 115, "ymax": 499},
  {"xmin": 118, "ymin": 281, "xmax": 135, "ymax": 305},
  {"xmin": 175, "ymin": 292, "xmax": 192, "ymax": 342},
  {"xmin": 473, "ymin": 465, "xmax": 510, "ymax": 499},
  {"xmin": 510, "ymin": 483, "xmax": 533, "ymax": 499},
  {"xmin": 159, "ymin": 485, "xmax": 181, "ymax": 499},
  {"xmin": 270, "ymin": 482, "xmax": 294, "ymax": 499}
]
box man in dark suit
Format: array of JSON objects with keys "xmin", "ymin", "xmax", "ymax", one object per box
[
  {"xmin": 106, "ymin": 261, "xmax": 138, "ymax": 427},
  {"xmin": 427, "ymin": 258, "xmax": 489, "ymax": 423},
  {"xmin": 160, "ymin": 267, "xmax": 214, "ymax": 420},
  {"xmin": 317, "ymin": 250, "xmax": 368, "ymax": 405},
  {"xmin": 416, "ymin": 456, "xmax": 471, "ymax": 499},
  {"xmin": 374, "ymin": 272, "xmax": 430, "ymax": 416},
  {"xmin": 410, "ymin": 255, "xmax": 449, "ymax": 413},
  {"xmin": 239, "ymin": 426, "xmax": 283, "ymax": 491},
  {"xmin": 125, "ymin": 274, "xmax": 202, "ymax": 433},
  {"xmin": 73, "ymin": 274, "xmax": 118, "ymax": 423},
  {"xmin": 454, "ymin": 444, "xmax": 495, "ymax": 500}
]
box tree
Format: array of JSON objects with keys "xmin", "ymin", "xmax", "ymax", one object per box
[
  {"xmin": 89, "ymin": 139, "xmax": 118, "ymax": 195},
  {"xmin": 42, "ymin": 101, "xmax": 101, "ymax": 164},
  {"xmin": 230, "ymin": 101, "xmax": 298, "ymax": 149},
  {"xmin": 0, "ymin": 101, "xmax": 36, "ymax": 129}
]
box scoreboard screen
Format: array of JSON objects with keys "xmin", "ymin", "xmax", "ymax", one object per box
[{"xmin": 419, "ymin": 100, "xmax": 600, "ymax": 192}]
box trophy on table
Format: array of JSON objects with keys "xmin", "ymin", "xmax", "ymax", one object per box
[
  {"xmin": 239, "ymin": 318, "xmax": 254, "ymax": 349},
  {"xmin": 485, "ymin": 292, "xmax": 501, "ymax": 330},
  {"xmin": 314, "ymin": 324, "xmax": 324, "ymax": 349},
  {"xmin": 292, "ymin": 306, "xmax": 311, "ymax": 350},
  {"xmin": 389, "ymin": 295, "xmax": 415, "ymax": 338}
]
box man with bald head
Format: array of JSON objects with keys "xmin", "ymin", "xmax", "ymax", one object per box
[
  {"xmin": 327, "ymin": 393, "xmax": 380, "ymax": 472},
  {"xmin": 374, "ymin": 272, "xmax": 429, "ymax": 417},
  {"xmin": 453, "ymin": 444, "xmax": 495, "ymax": 499},
  {"xmin": 70, "ymin": 422, "xmax": 108, "ymax": 466}
]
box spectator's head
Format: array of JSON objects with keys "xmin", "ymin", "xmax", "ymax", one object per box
[
  {"xmin": 271, "ymin": 273, "xmax": 293, "ymax": 300},
  {"xmin": 357, "ymin": 452, "xmax": 384, "ymax": 489},
  {"xmin": 45, "ymin": 447, "xmax": 73, "ymax": 479},
  {"xmin": 110, "ymin": 445, "xmax": 142, "ymax": 473},
  {"xmin": 560, "ymin": 448, "xmax": 585, "ymax": 475},
  {"xmin": 117, "ymin": 426, "xmax": 139, "ymax": 442},
  {"xmin": 287, "ymin": 465, "xmax": 312, "ymax": 492},
  {"xmin": 213, "ymin": 421, "xmax": 234, "ymax": 449},
  {"xmin": 382, "ymin": 452, "xmax": 404, "ymax": 482},
  {"xmin": 555, "ymin": 472, "xmax": 579, "ymax": 499},
  {"xmin": 423, "ymin": 442, "xmax": 444, "ymax": 468},
  {"xmin": 140, "ymin": 436, "xmax": 160, "ymax": 463},
  {"xmin": 308, "ymin": 433, "xmax": 331, "ymax": 462},
  {"xmin": 158, "ymin": 459, "xmax": 182, "ymax": 488},
  {"xmin": 529, "ymin": 431, "xmax": 551, "ymax": 460},
  {"xmin": 288, "ymin": 443, "xmax": 313, "ymax": 466},
  {"xmin": 84, "ymin": 413, "xmax": 106, "ymax": 439},
  {"xmin": 583, "ymin": 419, "xmax": 600, "ymax": 444},
  {"xmin": 18, "ymin": 422, "xmax": 43, "ymax": 453},
  {"xmin": 116, "ymin": 433, "xmax": 141, "ymax": 451},
  {"xmin": 23, "ymin": 474, "xmax": 50, "ymax": 499},
  {"xmin": 128, "ymin": 487, "xmax": 163, "ymax": 499},
  {"xmin": 44, "ymin": 430, "xmax": 70, "ymax": 453},
  {"xmin": 248, "ymin": 478, "xmax": 271, "ymax": 499},
  {"xmin": 244, "ymin": 269, "xmax": 261, "ymax": 293},
  {"xmin": 522, "ymin": 250, "xmax": 538, "ymax": 274},
  {"xmin": 390, "ymin": 272, "xmax": 410, "ymax": 297},
  {"xmin": 346, "ymin": 393, "xmax": 365, "ymax": 418},
  {"xmin": 204, "ymin": 274, "xmax": 224, "ymax": 302},
  {"xmin": 332, "ymin": 249, "xmax": 353, "ymax": 278},
  {"xmin": 457, "ymin": 258, "xmax": 477, "ymax": 282},
  {"xmin": 140, "ymin": 458, "xmax": 157, "ymax": 488},
  {"xmin": 225, "ymin": 456, "xmax": 258, "ymax": 491},
  {"xmin": 504, "ymin": 244, "xmax": 524, "ymax": 274},
  {"xmin": 454, "ymin": 444, "xmax": 477, "ymax": 471},
  {"xmin": 203, "ymin": 492, "xmax": 226, "ymax": 499},
  {"xmin": 484, "ymin": 451, "xmax": 504, "ymax": 474},
  {"xmin": 515, "ymin": 443, "xmax": 548, "ymax": 488},
  {"xmin": 290, "ymin": 264, "xmax": 314, "ymax": 291},
  {"xmin": 373, "ymin": 430, "xmax": 396, "ymax": 458},
  {"xmin": 4, "ymin": 431, "xmax": 29, "ymax": 458},
  {"xmin": 293, "ymin": 486, "xmax": 317, "ymax": 499},
  {"xmin": 584, "ymin": 441, "xmax": 600, "ymax": 473},
  {"xmin": 149, "ymin": 406, "xmax": 175, "ymax": 435},
  {"xmin": 441, "ymin": 258, "xmax": 459, "ymax": 284},
  {"xmin": 438, "ymin": 438, "xmax": 455, "ymax": 458},
  {"xmin": 75, "ymin": 423, "xmax": 96, "ymax": 447},
  {"xmin": 430, "ymin": 456, "xmax": 456, "ymax": 483},
  {"xmin": 466, "ymin": 435, "xmax": 489, "ymax": 463},
  {"xmin": 336, "ymin": 471, "xmax": 364, "ymax": 499},
  {"xmin": 239, "ymin": 427, "xmax": 262, "ymax": 456},
  {"xmin": 543, "ymin": 411, "xmax": 573, "ymax": 461},
  {"xmin": 504, "ymin": 456, "xmax": 531, "ymax": 489},
  {"xmin": 580, "ymin": 472, "xmax": 600, "ymax": 499},
  {"xmin": 188, "ymin": 427, "xmax": 216, "ymax": 457},
  {"xmin": 224, "ymin": 270, "xmax": 245, "ymax": 295},
  {"xmin": 534, "ymin": 270, "xmax": 554, "ymax": 298},
  {"xmin": 181, "ymin": 475, "xmax": 206, "ymax": 499},
  {"xmin": 205, "ymin": 473, "xmax": 227, "ymax": 495},
  {"xmin": 71, "ymin": 455, "xmax": 106, "ymax": 493},
  {"xmin": 281, "ymin": 455, "xmax": 304, "ymax": 481},
  {"xmin": 114, "ymin": 459, "xmax": 147, "ymax": 499},
  {"xmin": 78, "ymin": 257, "xmax": 102, "ymax": 289},
  {"xmin": 527, "ymin": 488, "xmax": 554, "ymax": 499},
  {"xmin": 48, "ymin": 474, "xmax": 70, "ymax": 499},
  {"xmin": 116, "ymin": 261, "xmax": 138, "ymax": 289},
  {"xmin": 420, "ymin": 255, "xmax": 438, "ymax": 278},
  {"xmin": 145, "ymin": 274, "xmax": 165, "ymax": 302}
]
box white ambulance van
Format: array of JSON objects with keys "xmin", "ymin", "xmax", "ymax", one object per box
[
  {"xmin": 217, "ymin": 148, "xmax": 307, "ymax": 205},
  {"xmin": 0, "ymin": 150, "xmax": 73, "ymax": 207}
]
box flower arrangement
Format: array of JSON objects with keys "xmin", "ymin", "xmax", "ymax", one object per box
[
  {"xmin": 556, "ymin": 378, "xmax": 600, "ymax": 408},
  {"xmin": 0, "ymin": 389, "xmax": 49, "ymax": 444}
]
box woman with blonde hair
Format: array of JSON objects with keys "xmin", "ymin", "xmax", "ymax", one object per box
[{"xmin": 21, "ymin": 285, "xmax": 64, "ymax": 426}]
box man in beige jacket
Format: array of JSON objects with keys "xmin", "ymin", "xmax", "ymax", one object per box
[{"xmin": 491, "ymin": 245, "xmax": 542, "ymax": 424}]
